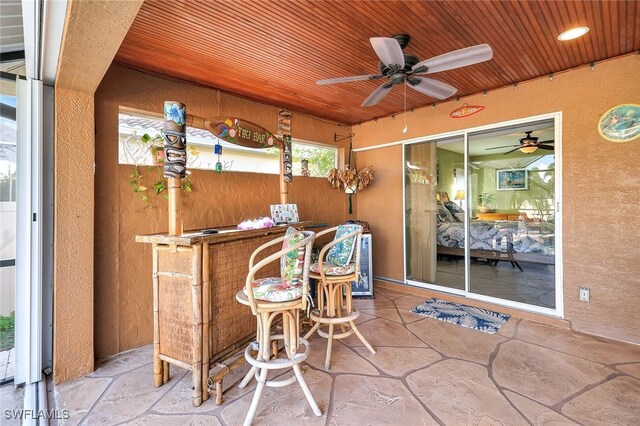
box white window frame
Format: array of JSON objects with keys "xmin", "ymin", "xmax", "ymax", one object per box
[
  {"xmin": 398, "ymin": 112, "xmax": 563, "ymax": 318},
  {"xmin": 290, "ymin": 137, "xmax": 338, "ymax": 178}
]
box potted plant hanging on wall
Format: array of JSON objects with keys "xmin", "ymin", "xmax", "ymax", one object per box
[
  {"xmin": 141, "ymin": 132, "xmax": 165, "ymax": 166},
  {"xmin": 327, "ymin": 164, "xmax": 374, "ymax": 193},
  {"xmin": 127, "ymin": 130, "xmax": 193, "ymax": 208},
  {"xmin": 327, "ymin": 142, "xmax": 374, "ymax": 213}
]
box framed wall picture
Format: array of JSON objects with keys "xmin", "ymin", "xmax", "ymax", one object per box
[
  {"xmin": 597, "ymin": 103, "xmax": 640, "ymax": 143},
  {"xmin": 269, "ymin": 204, "xmax": 299, "ymax": 223},
  {"xmin": 497, "ymin": 169, "xmax": 528, "ymax": 191}
]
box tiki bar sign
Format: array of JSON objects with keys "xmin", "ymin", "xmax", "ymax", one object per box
[{"xmin": 206, "ymin": 117, "xmax": 281, "ymax": 149}]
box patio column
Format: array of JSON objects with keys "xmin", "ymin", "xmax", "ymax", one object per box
[{"xmin": 53, "ymin": 0, "xmax": 143, "ymax": 383}]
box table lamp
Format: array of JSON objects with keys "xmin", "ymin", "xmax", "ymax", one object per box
[{"xmin": 454, "ymin": 189, "xmax": 465, "ymax": 208}]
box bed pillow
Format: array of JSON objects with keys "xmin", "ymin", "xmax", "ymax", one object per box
[
  {"xmin": 444, "ymin": 201, "xmax": 463, "ymax": 214},
  {"xmin": 444, "ymin": 201, "xmax": 464, "ymax": 222},
  {"xmin": 437, "ymin": 204, "xmax": 455, "ymax": 223}
]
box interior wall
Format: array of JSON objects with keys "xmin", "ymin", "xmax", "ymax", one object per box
[
  {"xmin": 95, "ymin": 64, "xmax": 352, "ymax": 359},
  {"xmin": 354, "ymin": 54, "xmax": 640, "ymax": 344},
  {"xmin": 435, "ymin": 148, "xmax": 464, "ymax": 202}
]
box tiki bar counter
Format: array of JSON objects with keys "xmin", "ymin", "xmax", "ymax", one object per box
[
  {"xmin": 135, "ymin": 222, "xmax": 311, "ymax": 406},
  {"xmin": 136, "ymin": 102, "xmax": 301, "ymax": 406}
]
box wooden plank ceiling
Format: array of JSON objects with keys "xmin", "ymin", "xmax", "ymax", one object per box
[{"xmin": 116, "ymin": 0, "xmax": 639, "ymax": 125}]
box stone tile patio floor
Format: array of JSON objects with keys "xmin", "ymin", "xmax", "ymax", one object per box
[{"xmin": 49, "ymin": 287, "xmax": 640, "ymax": 425}]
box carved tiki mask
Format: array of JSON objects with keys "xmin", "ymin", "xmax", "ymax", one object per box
[{"xmin": 163, "ymin": 101, "xmax": 187, "ymax": 178}]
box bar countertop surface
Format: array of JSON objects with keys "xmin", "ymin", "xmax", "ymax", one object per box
[{"xmin": 135, "ymin": 221, "xmax": 316, "ymax": 246}]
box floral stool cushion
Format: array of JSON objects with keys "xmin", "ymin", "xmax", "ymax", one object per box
[
  {"xmin": 247, "ymin": 277, "xmax": 303, "ymax": 302},
  {"xmin": 310, "ymin": 262, "xmax": 356, "ymax": 276}
]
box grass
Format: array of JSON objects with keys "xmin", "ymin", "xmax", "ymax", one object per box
[{"xmin": 0, "ymin": 312, "xmax": 15, "ymax": 351}]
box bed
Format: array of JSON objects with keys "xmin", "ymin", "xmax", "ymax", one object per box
[{"xmin": 436, "ymin": 202, "xmax": 555, "ymax": 265}]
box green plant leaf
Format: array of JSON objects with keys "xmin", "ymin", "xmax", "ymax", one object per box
[
  {"xmin": 141, "ymin": 133, "xmax": 151, "ymax": 143},
  {"xmin": 141, "ymin": 194, "xmax": 148, "ymax": 203},
  {"xmin": 162, "ymin": 194, "xmax": 169, "ymax": 200},
  {"xmin": 153, "ymin": 180, "xmax": 167, "ymax": 194}
]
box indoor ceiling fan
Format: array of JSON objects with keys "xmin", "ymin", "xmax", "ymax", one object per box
[
  {"xmin": 485, "ymin": 131, "xmax": 555, "ymax": 155},
  {"xmin": 317, "ymin": 34, "xmax": 493, "ymax": 107}
]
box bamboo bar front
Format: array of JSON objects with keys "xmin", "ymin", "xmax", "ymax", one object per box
[{"xmin": 136, "ymin": 223, "xmax": 310, "ymax": 406}]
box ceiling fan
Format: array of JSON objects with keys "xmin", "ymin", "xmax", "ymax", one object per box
[
  {"xmin": 317, "ymin": 34, "xmax": 493, "ymax": 107},
  {"xmin": 485, "ymin": 131, "xmax": 555, "ymax": 155}
]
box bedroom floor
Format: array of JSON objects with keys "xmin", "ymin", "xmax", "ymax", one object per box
[
  {"xmin": 436, "ymin": 257, "xmax": 555, "ymax": 308},
  {"xmin": 46, "ymin": 287, "xmax": 640, "ymax": 425}
]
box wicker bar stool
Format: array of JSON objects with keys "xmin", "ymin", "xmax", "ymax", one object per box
[
  {"xmin": 235, "ymin": 228, "xmax": 321, "ymax": 426},
  {"xmin": 304, "ymin": 225, "xmax": 376, "ymax": 370}
]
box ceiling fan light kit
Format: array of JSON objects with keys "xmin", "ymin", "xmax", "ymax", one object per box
[
  {"xmin": 317, "ymin": 34, "xmax": 494, "ymax": 107},
  {"xmin": 485, "ymin": 131, "xmax": 555, "ymax": 155},
  {"xmin": 519, "ymin": 146, "xmax": 538, "ymax": 154}
]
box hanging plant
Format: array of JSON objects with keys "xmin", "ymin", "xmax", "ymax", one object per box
[
  {"xmin": 326, "ymin": 138, "xmax": 373, "ymax": 213},
  {"xmin": 357, "ymin": 165, "xmax": 374, "ymax": 190},
  {"xmin": 128, "ymin": 166, "xmax": 192, "ymax": 208},
  {"xmin": 141, "ymin": 132, "xmax": 165, "ymax": 166},
  {"xmin": 128, "ymin": 131, "xmax": 193, "ymax": 208},
  {"xmin": 327, "ymin": 164, "xmax": 374, "ymax": 193}
]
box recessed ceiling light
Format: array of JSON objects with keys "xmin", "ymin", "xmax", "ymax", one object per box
[{"xmin": 558, "ymin": 27, "xmax": 590, "ymax": 41}]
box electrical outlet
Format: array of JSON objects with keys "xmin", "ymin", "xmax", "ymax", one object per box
[{"xmin": 579, "ymin": 287, "xmax": 590, "ymax": 302}]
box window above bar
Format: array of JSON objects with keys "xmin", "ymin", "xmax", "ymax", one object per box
[{"xmin": 118, "ymin": 110, "xmax": 337, "ymax": 177}]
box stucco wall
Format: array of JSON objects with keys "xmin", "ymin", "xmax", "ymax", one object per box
[
  {"xmin": 54, "ymin": 88, "xmax": 95, "ymax": 380},
  {"xmin": 94, "ymin": 64, "xmax": 352, "ymax": 359},
  {"xmin": 354, "ymin": 54, "xmax": 640, "ymax": 344},
  {"xmin": 53, "ymin": 0, "xmax": 144, "ymax": 384}
]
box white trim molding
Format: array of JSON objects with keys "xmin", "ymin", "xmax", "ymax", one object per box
[{"xmin": 15, "ymin": 77, "xmax": 44, "ymax": 385}]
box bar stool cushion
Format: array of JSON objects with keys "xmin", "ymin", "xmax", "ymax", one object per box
[
  {"xmin": 248, "ymin": 277, "xmax": 303, "ymax": 302},
  {"xmin": 281, "ymin": 227, "xmax": 306, "ymax": 285},
  {"xmin": 326, "ymin": 224, "xmax": 359, "ymax": 266},
  {"xmin": 309, "ymin": 261, "xmax": 356, "ymax": 276}
]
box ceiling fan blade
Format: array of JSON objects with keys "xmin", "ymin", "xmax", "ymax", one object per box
[
  {"xmin": 538, "ymin": 139, "xmax": 555, "ymax": 144},
  {"xmin": 370, "ymin": 37, "xmax": 405, "ymax": 68},
  {"xmin": 361, "ymin": 82, "xmax": 393, "ymax": 107},
  {"xmin": 485, "ymin": 144, "xmax": 519, "ymax": 150},
  {"xmin": 316, "ymin": 74, "xmax": 383, "ymax": 85},
  {"xmin": 407, "ymin": 77, "xmax": 457, "ymax": 100},
  {"xmin": 412, "ymin": 44, "xmax": 493, "ymax": 74},
  {"xmin": 536, "ymin": 144, "xmax": 555, "ymax": 151}
]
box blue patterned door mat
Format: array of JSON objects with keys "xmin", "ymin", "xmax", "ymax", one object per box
[{"xmin": 410, "ymin": 298, "xmax": 510, "ymax": 334}]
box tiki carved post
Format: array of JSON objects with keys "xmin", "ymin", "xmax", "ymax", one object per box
[
  {"xmin": 278, "ymin": 110, "xmax": 292, "ymax": 204},
  {"xmin": 163, "ymin": 101, "xmax": 187, "ymax": 236}
]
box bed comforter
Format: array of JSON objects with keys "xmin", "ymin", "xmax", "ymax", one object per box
[{"xmin": 437, "ymin": 220, "xmax": 555, "ymax": 256}]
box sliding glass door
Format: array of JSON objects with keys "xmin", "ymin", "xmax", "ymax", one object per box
[
  {"xmin": 467, "ymin": 119, "xmax": 556, "ymax": 309},
  {"xmin": 405, "ymin": 135, "xmax": 465, "ymax": 292},
  {"xmin": 404, "ymin": 114, "xmax": 561, "ymax": 315}
]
